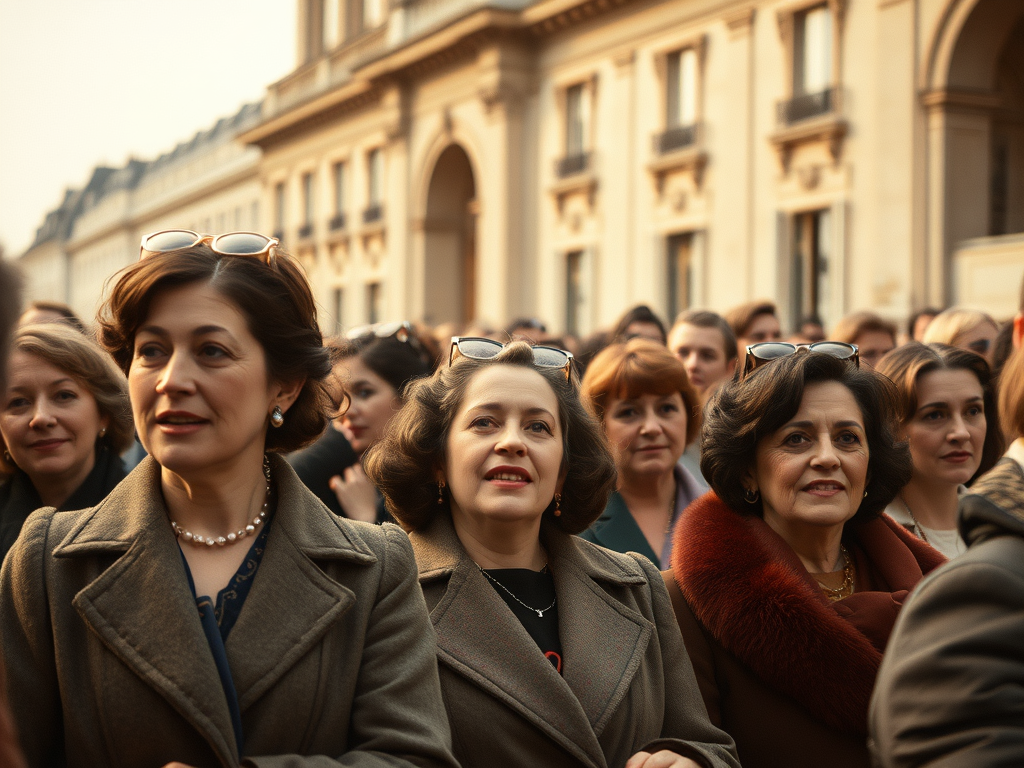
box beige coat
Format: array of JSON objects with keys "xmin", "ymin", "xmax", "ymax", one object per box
[
  {"xmin": 409, "ymin": 515, "xmax": 740, "ymax": 768},
  {"xmin": 0, "ymin": 456, "xmax": 457, "ymax": 768}
]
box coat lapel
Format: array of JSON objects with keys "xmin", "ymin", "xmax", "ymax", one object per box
[
  {"xmin": 414, "ymin": 518, "xmax": 652, "ymax": 768},
  {"xmin": 226, "ymin": 455, "xmax": 377, "ymax": 710},
  {"xmin": 587, "ymin": 492, "xmax": 660, "ymax": 567},
  {"xmin": 53, "ymin": 458, "xmax": 238, "ymax": 767}
]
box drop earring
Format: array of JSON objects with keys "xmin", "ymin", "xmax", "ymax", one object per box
[
  {"xmin": 554, "ymin": 493, "xmax": 562, "ymax": 516},
  {"xmin": 743, "ymin": 487, "xmax": 760, "ymax": 504},
  {"xmin": 437, "ymin": 480, "xmax": 445, "ymax": 505},
  {"xmin": 270, "ymin": 405, "xmax": 284, "ymax": 428}
]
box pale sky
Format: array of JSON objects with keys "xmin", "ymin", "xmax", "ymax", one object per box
[{"xmin": 0, "ymin": 0, "xmax": 297, "ymax": 256}]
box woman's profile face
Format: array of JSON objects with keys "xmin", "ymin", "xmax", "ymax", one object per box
[
  {"xmin": 128, "ymin": 281, "xmax": 279, "ymax": 479},
  {"xmin": 955, "ymin": 321, "xmax": 998, "ymax": 368},
  {"xmin": 603, "ymin": 391, "xmax": 688, "ymax": 481},
  {"xmin": 339, "ymin": 355, "xmax": 399, "ymax": 456},
  {"xmin": 444, "ymin": 364, "xmax": 563, "ymax": 529},
  {"xmin": 904, "ymin": 368, "xmax": 985, "ymax": 488},
  {"xmin": 747, "ymin": 381, "xmax": 869, "ymax": 540},
  {"xmin": 1, "ymin": 350, "xmax": 108, "ymax": 486}
]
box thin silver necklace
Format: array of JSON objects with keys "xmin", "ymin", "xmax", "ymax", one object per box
[
  {"xmin": 900, "ymin": 494, "xmax": 930, "ymax": 544},
  {"xmin": 478, "ymin": 565, "xmax": 557, "ymax": 618}
]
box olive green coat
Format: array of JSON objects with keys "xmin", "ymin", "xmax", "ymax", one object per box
[{"xmin": 0, "ymin": 456, "xmax": 457, "ymax": 768}]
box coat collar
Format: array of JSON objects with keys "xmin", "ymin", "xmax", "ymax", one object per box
[
  {"xmin": 670, "ymin": 492, "xmax": 944, "ymax": 736},
  {"xmin": 960, "ymin": 457, "xmax": 1024, "ymax": 543},
  {"xmin": 52, "ymin": 455, "xmax": 377, "ymax": 766},
  {"xmin": 412, "ymin": 515, "xmax": 650, "ymax": 768}
]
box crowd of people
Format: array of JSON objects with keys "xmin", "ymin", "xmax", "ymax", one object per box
[{"xmin": 0, "ymin": 230, "xmax": 1021, "ymax": 768}]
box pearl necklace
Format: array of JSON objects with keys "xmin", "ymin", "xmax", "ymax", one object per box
[{"xmin": 171, "ymin": 456, "xmax": 271, "ymax": 548}]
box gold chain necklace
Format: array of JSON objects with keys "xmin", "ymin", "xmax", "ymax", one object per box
[{"xmin": 816, "ymin": 544, "xmax": 855, "ymax": 602}]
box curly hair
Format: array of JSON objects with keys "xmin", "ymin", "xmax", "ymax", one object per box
[
  {"xmin": 876, "ymin": 342, "xmax": 1003, "ymax": 483},
  {"xmin": 364, "ymin": 341, "xmax": 617, "ymax": 534},
  {"xmin": 701, "ymin": 352, "xmax": 912, "ymax": 521},
  {"xmin": 96, "ymin": 244, "xmax": 332, "ymax": 453}
]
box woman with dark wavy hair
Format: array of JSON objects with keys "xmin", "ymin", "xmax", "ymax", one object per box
[
  {"xmin": 0, "ymin": 231, "xmax": 456, "ymax": 768},
  {"xmin": 664, "ymin": 347, "xmax": 945, "ymax": 768},
  {"xmin": 366, "ymin": 338, "xmax": 739, "ymax": 768}
]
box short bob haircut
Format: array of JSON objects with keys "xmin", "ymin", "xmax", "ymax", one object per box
[
  {"xmin": 922, "ymin": 307, "xmax": 998, "ymax": 348},
  {"xmin": 581, "ymin": 338, "xmax": 701, "ymax": 447},
  {"xmin": 364, "ymin": 341, "xmax": 617, "ymax": 534},
  {"xmin": 998, "ymin": 343, "xmax": 1024, "ymax": 441},
  {"xmin": 97, "ymin": 244, "xmax": 332, "ymax": 454},
  {"xmin": 876, "ymin": 342, "xmax": 1004, "ymax": 482},
  {"xmin": 701, "ymin": 352, "xmax": 912, "ymax": 521},
  {"xmin": 1, "ymin": 323, "xmax": 134, "ymax": 474}
]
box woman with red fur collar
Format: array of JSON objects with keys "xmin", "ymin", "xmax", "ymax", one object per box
[{"xmin": 664, "ymin": 349, "xmax": 947, "ymax": 768}]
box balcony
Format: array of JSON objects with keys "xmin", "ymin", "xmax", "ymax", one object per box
[
  {"xmin": 362, "ymin": 204, "xmax": 384, "ymax": 224},
  {"xmin": 777, "ymin": 88, "xmax": 836, "ymax": 125},
  {"xmin": 654, "ymin": 124, "xmax": 698, "ymax": 155},
  {"xmin": 298, "ymin": 223, "xmax": 313, "ymax": 239},
  {"xmin": 329, "ymin": 212, "xmax": 347, "ymax": 231},
  {"xmin": 555, "ymin": 152, "xmax": 591, "ymax": 179}
]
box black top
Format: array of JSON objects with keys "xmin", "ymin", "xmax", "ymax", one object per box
[
  {"xmin": 0, "ymin": 443, "xmax": 126, "ymax": 562},
  {"xmin": 482, "ymin": 567, "xmax": 563, "ymax": 674}
]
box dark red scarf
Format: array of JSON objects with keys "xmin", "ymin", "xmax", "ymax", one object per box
[{"xmin": 670, "ymin": 492, "xmax": 945, "ymax": 734}]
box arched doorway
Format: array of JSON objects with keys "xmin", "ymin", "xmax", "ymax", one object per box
[
  {"xmin": 924, "ymin": 0, "xmax": 1024, "ymax": 304},
  {"xmin": 423, "ymin": 144, "xmax": 477, "ymax": 325}
]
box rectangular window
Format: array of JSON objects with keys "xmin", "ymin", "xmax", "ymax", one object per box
[
  {"xmin": 791, "ymin": 209, "xmax": 832, "ymax": 329},
  {"xmin": 794, "ymin": 5, "xmax": 831, "ymax": 96},
  {"xmin": 333, "ymin": 161, "xmax": 346, "ymax": 214},
  {"xmin": 366, "ymin": 282, "xmax": 382, "ymax": 324},
  {"xmin": 273, "ymin": 182, "xmax": 286, "ymax": 237},
  {"xmin": 565, "ymin": 250, "xmax": 584, "ymax": 337},
  {"xmin": 304, "ymin": 0, "xmax": 323, "ymax": 62},
  {"xmin": 666, "ymin": 48, "xmax": 697, "ymax": 129},
  {"xmin": 565, "ymin": 84, "xmax": 587, "ymax": 157},
  {"xmin": 363, "ymin": 0, "xmax": 384, "ymax": 29},
  {"xmin": 302, "ymin": 172, "xmax": 314, "ymax": 224},
  {"xmin": 367, "ymin": 149, "xmax": 382, "ymax": 205},
  {"xmin": 323, "ymin": 0, "xmax": 340, "ymax": 49},
  {"xmin": 333, "ymin": 287, "xmax": 344, "ymax": 334},
  {"xmin": 666, "ymin": 233, "xmax": 693, "ymax": 321}
]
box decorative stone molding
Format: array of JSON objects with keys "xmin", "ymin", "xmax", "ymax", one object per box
[{"xmin": 770, "ymin": 113, "xmax": 848, "ymax": 173}]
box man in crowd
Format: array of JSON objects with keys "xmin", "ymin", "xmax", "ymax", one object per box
[
  {"xmin": 667, "ymin": 310, "xmax": 737, "ymax": 398},
  {"xmin": 724, "ymin": 300, "xmax": 782, "ymax": 357}
]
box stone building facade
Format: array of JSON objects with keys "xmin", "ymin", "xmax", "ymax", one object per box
[
  {"xmin": 16, "ymin": 103, "xmax": 263, "ymax": 324},
  {"xmin": 241, "ymin": 0, "xmax": 1024, "ymax": 336}
]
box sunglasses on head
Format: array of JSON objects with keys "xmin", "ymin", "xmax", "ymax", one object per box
[
  {"xmin": 448, "ymin": 337, "xmax": 574, "ymax": 382},
  {"xmin": 346, "ymin": 321, "xmax": 415, "ymax": 344},
  {"xmin": 140, "ymin": 230, "xmax": 279, "ymax": 266},
  {"xmin": 742, "ymin": 341, "xmax": 859, "ymax": 379}
]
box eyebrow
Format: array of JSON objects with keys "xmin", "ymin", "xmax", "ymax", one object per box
[
  {"xmin": 137, "ymin": 324, "xmax": 235, "ymax": 339},
  {"xmin": 470, "ymin": 403, "xmax": 556, "ymax": 419},
  {"xmin": 784, "ymin": 419, "xmax": 865, "ymax": 431},
  {"xmin": 917, "ymin": 396, "xmax": 983, "ymax": 411}
]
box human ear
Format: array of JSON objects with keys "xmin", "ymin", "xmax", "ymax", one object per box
[{"xmin": 271, "ymin": 378, "xmax": 306, "ymax": 414}]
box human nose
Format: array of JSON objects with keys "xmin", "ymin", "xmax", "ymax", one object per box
[
  {"xmin": 155, "ymin": 350, "xmax": 196, "ymax": 395},
  {"xmin": 494, "ymin": 423, "xmax": 527, "ymax": 455},
  {"xmin": 809, "ymin": 436, "xmax": 840, "ymax": 469},
  {"xmin": 947, "ymin": 414, "xmax": 971, "ymax": 443},
  {"xmin": 28, "ymin": 400, "xmax": 56, "ymax": 428},
  {"xmin": 639, "ymin": 407, "xmax": 664, "ymax": 436}
]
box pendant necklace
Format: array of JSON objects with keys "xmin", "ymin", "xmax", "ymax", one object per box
[{"xmin": 478, "ymin": 565, "xmax": 557, "ymax": 618}]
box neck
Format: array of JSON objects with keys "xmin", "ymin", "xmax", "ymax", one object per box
[
  {"xmin": 451, "ymin": 511, "xmax": 547, "ymax": 570},
  {"xmin": 618, "ymin": 468, "xmax": 676, "ymax": 509},
  {"xmin": 161, "ymin": 456, "xmax": 269, "ymax": 538},
  {"xmin": 33, "ymin": 450, "xmax": 98, "ymax": 510},
  {"xmin": 765, "ymin": 514, "xmax": 844, "ymax": 574},
  {"xmin": 900, "ymin": 474, "xmax": 960, "ymax": 531}
]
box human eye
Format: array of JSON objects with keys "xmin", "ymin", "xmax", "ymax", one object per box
[
  {"xmin": 135, "ymin": 341, "xmax": 165, "ymax": 362},
  {"xmin": 527, "ymin": 420, "xmax": 554, "ymax": 435},
  {"xmin": 836, "ymin": 431, "xmax": 862, "ymax": 446},
  {"xmin": 198, "ymin": 343, "xmax": 230, "ymax": 361},
  {"xmin": 54, "ymin": 389, "xmax": 79, "ymax": 402},
  {"xmin": 921, "ymin": 408, "xmax": 945, "ymax": 422},
  {"xmin": 613, "ymin": 405, "xmax": 637, "ymax": 419},
  {"xmin": 3, "ymin": 396, "xmax": 29, "ymax": 411},
  {"xmin": 355, "ymin": 387, "xmax": 375, "ymax": 400},
  {"xmin": 783, "ymin": 432, "xmax": 808, "ymax": 446},
  {"xmin": 966, "ymin": 404, "xmax": 984, "ymax": 418},
  {"xmin": 469, "ymin": 415, "xmax": 495, "ymax": 430}
]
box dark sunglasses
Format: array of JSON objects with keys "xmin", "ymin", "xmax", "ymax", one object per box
[
  {"xmin": 742, "ymin": 341, "xmax": 859, "ymax": 379},
  {"xmin": 448, "ymin": 337, "xmax": 574, "ymax": 382},
  {"xmin": 140, "ymin": 230, "xmax": 279, "ymax": 266}
]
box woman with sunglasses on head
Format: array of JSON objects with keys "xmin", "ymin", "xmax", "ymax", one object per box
[
  {"xmin": 875, "ymin": 343, "xmax": 1003, "ymax": 559},
  {"xmin": 0, "ymin": 230, "xmax": 457, "ymax": 768},
  {"xmin": 663, "ymin": 344, "xmax": 945, "ymax": 768},
  {"xmin": 0, "ymin": 323, "xmax": 133, "ymax": 562},
  {"xmin": 289, "ymin": 324, "xmax": 432, "ymax": 523},
  {"xmin": 579, "ymin": 338, "xmax": 705, "ymax": 568},
  {"xmin": 365, "ymin": 338, "xmax": 740, "ymax": 768}
]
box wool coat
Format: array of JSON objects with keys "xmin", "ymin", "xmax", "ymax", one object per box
[
  {"xmin": 0, "ymin": 455, "xmax": 458, "ymax": 768},
  {"xmin": 665, "ymin": 492, "xmax": 945, "ymax": 768},
  {"xmin": 869, "ymin": 456, "xmax": 1024, "ymax": 767},
  {"xmin": 409, "ymin": 514, "xmax": 740, "ymax": 768}
]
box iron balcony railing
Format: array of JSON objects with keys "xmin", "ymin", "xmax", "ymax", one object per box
[
  {"xmin": 298, "ymin": 223, "xmax": 313, "ymax": 239},
  {"xmin": 777, "ymin": 88, "xmax": 836, "ymax": 125},
  {"xmin": 329, "ymin": 212, "xmax": 346, "ymax": 231},
  {"xmin": 654, "ymin": 123, "xmax": 699, "ymax": 154},
  {"xmin": 362, "ymin": 204, "xmax": 384, "ymax": 224},
  {"xmin": 555, "ymin": 152, "xmax": 591, "ymax": 179}
]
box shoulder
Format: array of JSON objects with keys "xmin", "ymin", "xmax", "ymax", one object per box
[{"xmin": 565, "ymin": 534, "xmax": 652, "ymax": 586}]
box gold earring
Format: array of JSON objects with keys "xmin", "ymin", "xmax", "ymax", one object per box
[
  {"xmin": 554, "ymin": 493, "xmax": 562, "ymax": 516},
  {"xmin": 437, "ymin": 480, "xmax": 445, "ymax": 505}
]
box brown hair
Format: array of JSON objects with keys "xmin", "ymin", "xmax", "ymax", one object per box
[
  {"xmin": 0, "ymin": 323, "xmax": 133, "ymax": 474},
  {"xmin": 364, "ymin": 341, "xmax": 617, "ymax": 534},
  {"xmin": 581, "ymin": 338, "xmax": 700, "ymax": 446},
  {"xmin": 876, "ymin": 342, "xmax": 1004, "ymax": 481},
  {"xmin": 97, "ymin": 245, "xmax": 332, "ymax": 453},
  {"xmin": 671, "ymin": 310, "xmax": 738, "ymax": 361},
  {"xmin": 724, "ymin": 300, "xmax": 778, "ymax": 339},
  {"xmin": 21, "ymin": 301, "xmax": 87, "ymax": 334},
  {"xmin": 831, "ymin": 311, "xmax": 897, "ymax": 346},
  {"xmin": 701, "ymin": 352, "xmax": 912, "ymax": 520},
  {"xmin": 999, "ymin": 344, "xmax": 1024, "ymax": 441},
  {"xmin": 922, "ymin": 308, "xmax": 998, "ymax": 347}
]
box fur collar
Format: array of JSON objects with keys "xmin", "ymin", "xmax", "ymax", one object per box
[{"xmin": 670, "ymin": 492, "xmax": 945, "ymax": 735}]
